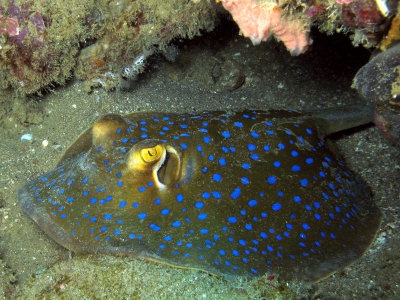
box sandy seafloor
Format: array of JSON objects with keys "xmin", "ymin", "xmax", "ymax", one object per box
[{"xmin": 0, "ymin": 23, "xmax": 399, "ymax": 299}]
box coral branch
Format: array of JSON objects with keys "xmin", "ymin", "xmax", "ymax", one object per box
[{"xmin": 219, "ymin": 0, "xmax": 312, "ymax": 55}]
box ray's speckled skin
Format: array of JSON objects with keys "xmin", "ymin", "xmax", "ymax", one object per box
[{"xmin": 18, "ymin": 108, "xmax": 381, "ymax": 281}]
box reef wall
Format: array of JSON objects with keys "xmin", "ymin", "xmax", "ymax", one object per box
[
  {"xmin": 0, "ymin": 0, "xmax": 398, "ymax": 95},
  {"xmin": 0, "ymin": 0, "xmax": 217, "ymax": 94}
]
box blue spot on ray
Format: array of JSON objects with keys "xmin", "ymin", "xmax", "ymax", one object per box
[
  {"xmin": 221, "ymin": 131, "xmax": 231, "ymax": 138},
  {"xmin": 212, "ymin": 174, "xmax": 222, "ymax": 182},
  {"xmin": 172, "ymin": 220, "xmax": 181, "ymax": 228},
  {"xmin": 272, "ymin": 203, "xmax": 282, "ymax": 211},
  {"xmin": 267, "ymin": 176, "xmax": 277, "ymax": 185},
  {"xmin": 195, "ymin": 201, "xmax": 204, "ymax": 209}
]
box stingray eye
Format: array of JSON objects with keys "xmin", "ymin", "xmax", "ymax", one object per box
[{"xmin": 141, "ymin": 145, "xmax": 163, "ymax": 163}]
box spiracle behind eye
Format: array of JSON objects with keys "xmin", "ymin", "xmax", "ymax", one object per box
[{"xmin": 156, "ymin": 146, "xmax": 181, "ymax": 185}]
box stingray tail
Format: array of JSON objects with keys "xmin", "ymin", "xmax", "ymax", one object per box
[{"xmin": 311, "ymin": 102, "xmax": 375, "ymax": 136}]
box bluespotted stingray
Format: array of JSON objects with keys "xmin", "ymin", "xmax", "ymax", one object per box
[{"xmin": 19, "ymin": 106, "xmax": 381, "ymax": 281}]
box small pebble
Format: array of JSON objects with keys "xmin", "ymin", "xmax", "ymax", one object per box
[{"xmin": 42, "ymin": 139, "xmax": 49, "ymax": 147}]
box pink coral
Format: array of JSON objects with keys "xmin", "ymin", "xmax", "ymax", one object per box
[{"xmin": 219, "ymin": 0, "xmax": 312, "ymax": 55}]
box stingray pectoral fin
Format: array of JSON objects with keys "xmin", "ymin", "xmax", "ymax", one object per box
[
  {"xmin": 18, "ymin": 185, "xmax": 82, "ymax": 252},
  {"xmin": 144, "ymin": 256, "xmax": 220, "ymax": 277},
  {"xmin": 57, "ymin": 128, "xmax": 93, "ymax": 166}
]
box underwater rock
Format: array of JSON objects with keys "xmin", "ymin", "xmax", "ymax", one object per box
[
  {"xmin": 353, "ymin": 44, "xmax": 400, "ymax": 143},
  {"xmin": 211, "ymin": 58, "xmax": 245, "ymax": 92}
]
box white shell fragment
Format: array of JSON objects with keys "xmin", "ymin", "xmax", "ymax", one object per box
[{"xmin": 20, "ymin": 133, "xmax": 33, "ymax": 142}]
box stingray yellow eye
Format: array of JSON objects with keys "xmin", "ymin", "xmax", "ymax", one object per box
[
  {"xmin": 125, "ymin": 141, "xmax": 182, "ymax": 186},
  {"xmin": 141, "ymin": 145, "xmax": 163, "ymax": 163},
  {"xmin": 126, "ymin": 141, "xmax": 168, "ymax": 174}
]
